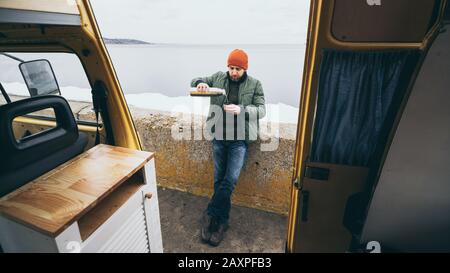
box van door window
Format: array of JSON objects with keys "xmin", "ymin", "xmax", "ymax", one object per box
[{"xmin": 0, "ymin": 52, "xmax": 93, "ymax": 123}]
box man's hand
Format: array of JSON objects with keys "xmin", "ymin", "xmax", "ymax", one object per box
[
  {"xmin": 196, "ymin": 83, "xmax": 210, "ymax": 92},
  {"xmin": 224, "ymin": 104, "xmax": 241, "ymax": 115}
]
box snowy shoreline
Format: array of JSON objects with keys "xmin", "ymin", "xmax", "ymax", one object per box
[{"xmin": 3, "ymin": 82, "xmax": 299, "ymax": 124}]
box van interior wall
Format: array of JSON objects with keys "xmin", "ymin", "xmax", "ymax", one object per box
[
  {"xmin": 293, "ymin": 48, "xmax": 420, "ymax": 252},
  {"xmin": 360, "ymin": 22, "xmax": 450, "ymax": 252}
]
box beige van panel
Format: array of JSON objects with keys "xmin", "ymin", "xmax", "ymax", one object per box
[
  {"xmin": 0, "ymin": 0, "xmax": 79, "ymax": 15},
  {"xmin": 294, "ymin": 162, "xmax": 368, "ymax": 252}
]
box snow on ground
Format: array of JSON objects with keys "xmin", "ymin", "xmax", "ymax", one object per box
[{"xmin": 3, "ymin": 82, "xmax": 299, "ymax": 124}]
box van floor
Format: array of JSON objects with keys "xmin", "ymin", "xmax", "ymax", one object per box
[{"xmin": 158, "ymin": 187, "xmax": 288, "ymax": 253}]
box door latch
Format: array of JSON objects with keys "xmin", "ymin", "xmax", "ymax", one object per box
[
  {"xmin": 304, "ymin": 166, "xmax": 330, "ymax": 181},
  {"xmin": 293, "ymin": 177, "xmax": 301, "ymax": 189}
]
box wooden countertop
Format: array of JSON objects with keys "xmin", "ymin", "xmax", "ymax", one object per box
[{"xmin": 0, "ymin": 144, "xmax": 154, "ymax": 237}]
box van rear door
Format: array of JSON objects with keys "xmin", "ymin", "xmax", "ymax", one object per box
[{"xmin": 287, "ymin": 0, "xmax": 447, "ymax": 253}]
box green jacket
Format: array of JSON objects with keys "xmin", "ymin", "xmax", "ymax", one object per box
[{"xmin": 191, "ymin": 71, "xmax": 266, "ymax": 143}]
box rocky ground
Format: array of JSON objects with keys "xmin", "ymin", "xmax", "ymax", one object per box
[{"xmin": 158, "ymin": 187, "xmax": 288, "ymax": 253}]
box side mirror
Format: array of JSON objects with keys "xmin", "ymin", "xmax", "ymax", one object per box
[{"xmin": 19, "ymin": 59, "xmax": 61, "ymax": 97}]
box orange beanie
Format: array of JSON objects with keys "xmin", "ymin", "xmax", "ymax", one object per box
[{"xmin": 227, "ymin": 49, "xmax": 248, "ymax": 70}]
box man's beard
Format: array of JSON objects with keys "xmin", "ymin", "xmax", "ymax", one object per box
[{"xmin": 230, "ymin": 75, "xmax": 241, "ymax": 82}]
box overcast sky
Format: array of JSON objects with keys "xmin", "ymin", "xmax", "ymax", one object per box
[{"xmin": 90, "ymin": 0, "xmax": 310, "ymax": 44}]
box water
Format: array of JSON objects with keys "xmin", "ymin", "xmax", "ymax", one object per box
[
  {"xmin": 106, "ymin": 44, "xmax": 306, "ymax": 107},
  {"xmin": 1, "ymin": 44, "xmax": 306, "ymax": 108}
]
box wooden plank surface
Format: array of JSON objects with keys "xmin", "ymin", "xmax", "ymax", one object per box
[
  {"xmin": 190, "ymin": 91, "xmax": 224, "ymax": 97},
  {"xmin": 0, "ymin": 144, "xmax": 153, "ymax": 237}
]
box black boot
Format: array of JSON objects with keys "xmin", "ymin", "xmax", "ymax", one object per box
[
  {"xmin": 200, "ymin": 211, "xmax": 213, "ymax": 243},
  {"xmin": 209, "ymin": 219, "xmax": 228, "ymax": 247}
]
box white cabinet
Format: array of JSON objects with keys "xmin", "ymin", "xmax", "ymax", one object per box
[
  {"xmin": 80, "ymin": 160, "xmax": 163, "ymax": 253},
  {"xmin": 0, "ymin": 144, "xmax": 163, "ymax": 253}
]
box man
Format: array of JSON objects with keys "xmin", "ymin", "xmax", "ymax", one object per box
[{"xmin": 190, "ymin": 49, "xmax": 266, "ymax": 246}]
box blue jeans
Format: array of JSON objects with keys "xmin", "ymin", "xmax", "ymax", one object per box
[{"xmin": 207, "ymin": 139, "xmax": 248, "ymax": 225}]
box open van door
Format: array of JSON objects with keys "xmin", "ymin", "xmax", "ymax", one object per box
[
  {"xmin": 0, "ymin": 0, "xmax": 162, "ymax": 253},
  {"xmin": 0, "ymin": 0, "xmax": 142, "ymax": 148},
  {"xmin": 287, "ymin": 0, "xmax": 449, "ymax": 252}
]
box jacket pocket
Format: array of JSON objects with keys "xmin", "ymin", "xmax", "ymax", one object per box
[{"xmin": 240, "ymin": 92, "xmax": 254, "ymax": 105}]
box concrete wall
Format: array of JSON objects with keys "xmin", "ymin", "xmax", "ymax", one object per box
[
  {"xmin": 7, "ymin": 95, "xmax": 297, "ymax": 215},
  {"xmin": 130, "ymin": 109, "xmax": 297, "ymax": 215}
]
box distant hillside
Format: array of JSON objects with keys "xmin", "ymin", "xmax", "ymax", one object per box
[{"xmin": 103, "ymin": 38, "xmax": 152, "ymax": 45}]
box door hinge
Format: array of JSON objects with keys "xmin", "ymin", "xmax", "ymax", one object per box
[{"xmin": 300, "ymin": 190, "xmax": 310, "ymax": 222}]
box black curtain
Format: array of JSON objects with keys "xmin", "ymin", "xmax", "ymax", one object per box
[{"xmin": 310, "ymin": 49, "xmax": 419, "ymax": 166}]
